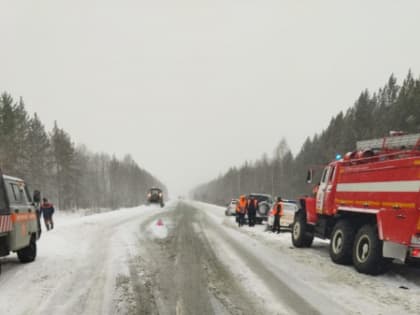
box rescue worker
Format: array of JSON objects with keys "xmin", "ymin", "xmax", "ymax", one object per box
[
  {"xmin": 40, "ymin": 198, "xmax": 55, "ymax": 231},
  {"xmin": 236, "ymin": 195, "xmax": 247, "ymax": 227},
  {"xmin": 272, "ymin": 196, "xmax": 283, "ymax": 233},
  {"xmin": 247, "ymin": 196, "xmax": 257, "ymax": 227}
]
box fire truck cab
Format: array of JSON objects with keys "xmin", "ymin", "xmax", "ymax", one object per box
[
  {"xmin": 292, "ymin": 132, "xmax": 420, "ymax": 275},
  {"xmin": 0, "ymin": 170, "xmax": 40, "ymax": 272}
]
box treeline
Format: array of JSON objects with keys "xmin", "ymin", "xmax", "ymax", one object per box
[
  {"xmin": 0, "ymin": 92, "xmax": 166, "ymax": 210},
  {"xmin": 192, "ymin": 71, "xmax": 420, "ymax": 205}
]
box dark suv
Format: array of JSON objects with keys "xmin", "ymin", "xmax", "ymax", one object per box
[{"xmin": 147, "ymin": 188, "xmax": 164, "ymax": 207}]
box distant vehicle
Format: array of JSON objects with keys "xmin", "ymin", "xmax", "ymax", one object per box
[
  {"xmin": 248, "ymin": 193, "xmax": 274, "ymax": 224},
  {"xmin": 0, "ymin": 171, "xmax": 41, "ymax": 271},
  {"xmin": 267, "ymin": 200, "xmax": 297, "ymax": 230},
  {"xmin": 147, "ymin": 188, "xmax": 164, "ymax": 207},
  {"xmin": 225, "ymin": 199, "xmax": 238, "ymax": 216}
]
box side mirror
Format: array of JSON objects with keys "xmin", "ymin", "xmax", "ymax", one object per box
[{"xmin": 306, "ymin": 169, "xmax": 313, "ymax": 184}]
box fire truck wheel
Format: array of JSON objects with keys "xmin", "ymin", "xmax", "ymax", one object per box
[
  {"xmin": 329, "ymin": 220, "xmax": 355, "ymax": 265},
  {"xmin": 17, "ymin": 235, "xmax": 37, "ymax": 263},
  {"xmin": 292, "ymin": 212, "xmax": 314, "ymax": 248},
  {"xmin": 353, "ymin": 225, "xmax": 387, "ymax": 275}
]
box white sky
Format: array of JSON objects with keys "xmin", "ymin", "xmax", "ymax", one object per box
[{"xmin": 1, "ymin": 0, "xmax": 420, "ymax": 196}]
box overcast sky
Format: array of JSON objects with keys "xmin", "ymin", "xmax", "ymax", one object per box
[{"xmin": 1, "ymin": 0, "xmax": 420, "ymax": 196}]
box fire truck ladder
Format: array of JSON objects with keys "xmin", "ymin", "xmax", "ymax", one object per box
[{"xmin": 356, "ymin": 133, "xmax": 420, "ymax": 151}]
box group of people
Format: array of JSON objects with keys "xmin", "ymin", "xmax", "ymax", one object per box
[
  {"xmin": 235, "ymin": 195, "xmax": 257, "ymax": 227},
  {"xmin": 235, "ymin": 195, "xmax": 284, "ymax": 233}
]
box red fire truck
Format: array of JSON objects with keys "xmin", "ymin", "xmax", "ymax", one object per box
[{"xmin": 292, "ymin": 132, "xmax": 420, "ymax": 275}]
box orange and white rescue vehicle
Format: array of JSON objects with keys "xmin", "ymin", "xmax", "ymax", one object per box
[
  {"xmin": 292, "ymin": 132, "xmax": 420, "ymax": 274},
  {"xmin": 0, "ymin": 170, "xmax": 40, "ymax": 273}
]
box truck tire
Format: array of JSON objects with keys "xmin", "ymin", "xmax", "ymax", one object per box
[
  {"xmin": 329, "ymin": 220, "xmax": 355, "ymax": 265},
  {"xmin": 352, "ymin": 225, "xmax": 388, "ymax": 275},
  {"xmin": 292, "ymin": 212, "xmax": 314, "ymax": 248},
  {"xmin": 17, "ymin": 235, "xmax": 37, "ymax": 263}
]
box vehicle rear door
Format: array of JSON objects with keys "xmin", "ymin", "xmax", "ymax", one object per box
[
  {"xmin": 4, "ymin": 179, "xmax": 33, "ymax": 250},
  {"xmin": 0, "ymin": 175, "xmax": 11, "ymax": 236}
]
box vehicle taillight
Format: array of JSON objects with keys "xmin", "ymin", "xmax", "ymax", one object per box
[{"xmin": 411, "ymin": 248, "xmax": 420, "ymax": 258}]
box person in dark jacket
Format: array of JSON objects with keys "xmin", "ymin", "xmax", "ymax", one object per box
[
  {"xmin": 40, "ymin": 198, "xmax": 55, "ymax": 231},
  {"xmin": 247, "ymin": 196, "xmax": 257, "ymax": 227}
]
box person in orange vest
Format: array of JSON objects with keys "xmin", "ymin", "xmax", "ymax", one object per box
[
  {"xmin": 247, "ymin": 196, "xmax": 258, "ymax": 227},
  {"xmin": 271, "ymin": 196, "xmax": 283, "ymax": 233},
  {"xmin": 236, "ymin": 195, "xmax": 247, "ymax": 227}
]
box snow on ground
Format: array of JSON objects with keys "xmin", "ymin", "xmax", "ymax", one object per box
[
  {"xmin": 2, "ymin": 199, "xmax": 420, "ymax": 315},
  {"xmin": 0, "ymin": 202, "xmax": 173, "ymax": 315},
  {"xmin": 192, "ymin": 201, "xmax": 420, "ymax": 315},
  {"xmin": 147, "ymin": 218, "xmax": 170, "ymax": 239}
]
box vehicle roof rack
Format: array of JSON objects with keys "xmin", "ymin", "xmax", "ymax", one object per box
[{"xmin": 356, "ymin": 133, "xmax": 420, "ymax": 151}]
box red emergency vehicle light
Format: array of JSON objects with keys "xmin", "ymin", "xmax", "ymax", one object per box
[{"xmin": 411, "ymin": 248, "xmax": 420, "ymax": 258}]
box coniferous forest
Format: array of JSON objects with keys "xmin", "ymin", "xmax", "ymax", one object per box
[
  {"xmin": 192, "ymin": 72, "xmax": 420, "ymax": 205},
  {"xmin": 0, "ymin": 92, "xmax": 166, "ymax": 210}
]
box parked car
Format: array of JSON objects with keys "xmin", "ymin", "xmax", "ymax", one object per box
[
  {"xmin": 247, "ymin": 193, "xmax": 274, "ymax": 224},
  {"xmin": 225, "ymin": 199, "xmax": 238, "ymax": 216},
  {"xmin": 267, "ymin": 200, "xmax": 298, "ymax": 231}
]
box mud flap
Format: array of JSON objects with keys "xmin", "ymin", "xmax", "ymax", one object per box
[{"xmin": 383, "ymin": 241, "xmax": 407, "ymax": 262}]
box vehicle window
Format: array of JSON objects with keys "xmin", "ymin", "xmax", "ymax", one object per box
[
  {"xmin": 8, "ymin": 182, "xmax": 28, "ymax": 204},
  {"xmin": 5, "ymin": 182, "xmax": 17, "ymax": 202},
  {"xmin": 25, "ymin": 185, "xmax": 33, "ymax": 203},
  {"xmin": 321, "ymin": 168, "xmax": 328, "ymax": 183},
  {"xmin": 0, "ymin": 180, "xmax": 7, "ymax": 213},
  {"xmin": 329, "ymin": 166, "xmax": 336, "ymax": 182}
]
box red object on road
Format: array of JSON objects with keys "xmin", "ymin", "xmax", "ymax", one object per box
[{"xmin": 156, "ymin": 219, "xmax": 164, "ymax": 226}]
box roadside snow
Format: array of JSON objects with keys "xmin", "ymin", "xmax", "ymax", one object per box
[{"xmin": 192, "ymin": 201, "xmax": 420, "ymax": 315}]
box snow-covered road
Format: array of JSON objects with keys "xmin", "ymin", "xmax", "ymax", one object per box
[
  {"xmin": 0, "ymin": 203, "xmax": 170, "ymax": 315},
  {"xmin": 1, "ymin": 200, "xmax": 420, "ymax": 315}
]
